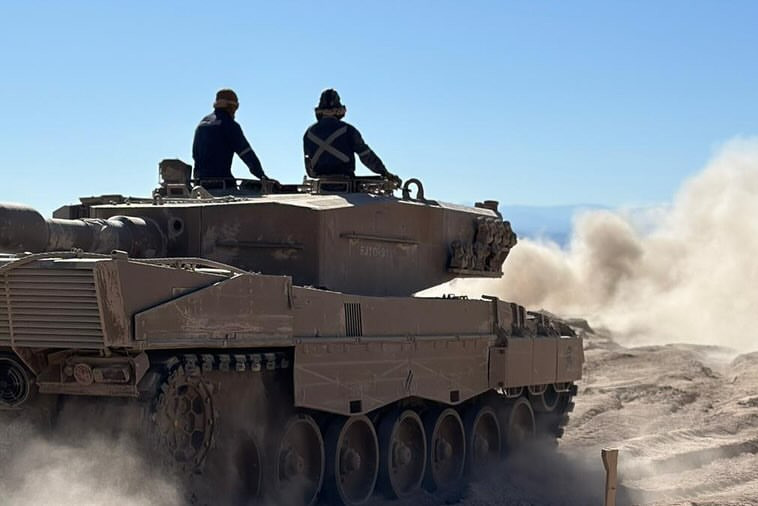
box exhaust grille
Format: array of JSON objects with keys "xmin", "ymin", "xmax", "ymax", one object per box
[
  {"xmin": 1, "ymin": 265, "xmax": 104, "ymax": 349},
  {"xmin": 0, "ymin": 280, "xmax": 9, "ymax": 346},
  {"xmin": 344, "ymin": 303, "xmax": 363, "ymax": 337}
]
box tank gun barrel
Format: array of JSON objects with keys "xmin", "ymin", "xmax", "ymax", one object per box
[{"xmin": 0, "ymin": 203, "xmax": 166, "ymax": 257}]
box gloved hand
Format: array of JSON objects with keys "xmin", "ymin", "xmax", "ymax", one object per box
[
  {"xmin": 385, "ymin": 172, "xmax": 402, "ymax": 186},
  {"xmin": 261, "ymin": 175, "xmax": 280, "ymax": 186}
]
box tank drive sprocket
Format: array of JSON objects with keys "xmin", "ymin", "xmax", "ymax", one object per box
[{"xmin": 152, "ymin": 365, "xmax": 216, "ymax": 471}]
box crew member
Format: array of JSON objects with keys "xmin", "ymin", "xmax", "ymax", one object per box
[
  {"xmin": 303, "ymin": 89, "xmax": 400, "ymax": 182},
  {"xmin": 192, "ymin": 89, "xmax": 271, "ymax": 188}
]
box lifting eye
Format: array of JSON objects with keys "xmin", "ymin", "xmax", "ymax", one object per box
[{"xmin": 401, "ymin": 178, "xmax": 426, "ymax": 201}]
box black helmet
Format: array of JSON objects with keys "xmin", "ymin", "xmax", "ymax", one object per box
[{"xmin": 315, "ymin": 88, "xmax": 346, "ymax": 119}]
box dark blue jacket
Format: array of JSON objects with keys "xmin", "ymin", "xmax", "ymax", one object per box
[
  {"xmin": 192, "ymin": 109, "xmax": 264, "ymax": 180},
  {"xmin": 303, "ymin": 117, "xmax": 387, "ymax": 177}
]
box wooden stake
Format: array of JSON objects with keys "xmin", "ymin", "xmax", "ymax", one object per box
[{"xmin": 602, "ymin": 448, "xmax": 619, "ymax": 506}]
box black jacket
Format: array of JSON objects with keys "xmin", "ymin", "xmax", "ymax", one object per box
[
  {"xmin": 303, "ymin": 117, "xmax": 387, "ymax": 177},
  {"xmin": 192, "ymin": 109, "xmax": 264, "ymax": 180}
]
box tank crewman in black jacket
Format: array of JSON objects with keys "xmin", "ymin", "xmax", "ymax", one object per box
[
  {"xmin": 303, "ymin": 89, "xmax": 400, "ymax": 183},
  {"xmin": 192, "ymin": 89, "xmax": 272, "ymax": 189}
]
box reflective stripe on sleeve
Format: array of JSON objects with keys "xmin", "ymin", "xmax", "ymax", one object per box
[{"xmin": 239, "ymin": 146, "xmax": 252, "ymax": 156}]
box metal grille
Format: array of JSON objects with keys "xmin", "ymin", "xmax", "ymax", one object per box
[
  {"xmin": 344, "ymin": 303, "xmax": 363, "ymax": 337},
  {"xmin": 4, "ymin": 265, "xmax": 104, "ymax": 349},
  {"xmin": 0, "ymin": 277, "xmax": 9, "ymax": 346}
]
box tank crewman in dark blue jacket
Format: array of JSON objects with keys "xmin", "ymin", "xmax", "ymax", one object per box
[
  {"xmin": 303, "ymin": 89, "xmax": 400, "ymax": 183},
  {"xmin": 192, "ymin": 89, "xmax": 272, "ymax": 189}
]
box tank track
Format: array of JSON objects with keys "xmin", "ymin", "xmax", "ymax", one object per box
[
  {"xmin": 139, "ymin": 352, "xmax": 578, "ymax": 505},
  {"xmin": 532, "ymin": 384, "xmax": 578, "ymax": 441}
]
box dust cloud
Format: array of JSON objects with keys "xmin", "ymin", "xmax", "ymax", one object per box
[
  {"xmin": 374, "ymin": 438, "xmax": 606, "ymax": 506},
  {"xmin": 455, "ymin": 440, "xmax": 608, "ymax": 506},
  {"xmin": 438, "ymin": 138, "xmax": 758, "ymax": 352},
  {"xmin": 0, "ymin": 407, "xmax": 182, "ymax": 506}
]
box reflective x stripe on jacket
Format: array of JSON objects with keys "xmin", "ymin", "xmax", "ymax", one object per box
[
  {"xmin": 306, "ymin": 126, "xmax": 349, "ymax": 166},
  {"xmin": 303, "ymin": 117, "xmax": 387, "ymax": 177}
]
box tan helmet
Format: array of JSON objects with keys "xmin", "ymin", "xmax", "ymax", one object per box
[{"xmin": 214, "ymin": 89, "xmax": 239, "ymax": 110}]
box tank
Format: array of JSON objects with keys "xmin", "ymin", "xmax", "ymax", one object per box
[{"xmin": 0, "ymin": 160, "xmax": 583, "ymax": 505}]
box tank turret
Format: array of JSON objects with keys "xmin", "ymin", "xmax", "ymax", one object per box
[{"xmin": 0, "ymin": 167, "xmax": 516, "ymax": 296}]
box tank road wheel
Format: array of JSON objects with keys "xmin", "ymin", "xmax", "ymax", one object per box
[
  {"xmin": 152, "ymin": 366, "xmax": 215, "ymax": 470},
  {"xmin": 502, "ymin": 397, "xmax": 535, "ymax": 452},
  {"xmin": 529, "ymin": 384, "xmax": 561, "ymax": 413},
  {"xmin": 378, "ymin": 410, "xmax": 427, "ymax": 498},
  {"xmin": 0, "ymin": 355, "xmax": 32, "ymax": 408},
  {"xmin": 324, "ymin": 415, "xmax": 380, "ymax": 505},
  {"xmin": 271, "ymin": 414, "xmax": 324, "ymax": 506},
  {"xmin": 464, "ymin": 405, "xmax": 501, "ymax": 476},
  {"xmin": 423, "ymin": 408, "xmax": 466, "ymax": 492},
  {"xmin": 235, "ymin": 435, "xmax": 263, "ymax": 502}
]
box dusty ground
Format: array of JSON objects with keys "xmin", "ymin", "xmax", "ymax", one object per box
[
  {"xmin": 2, "ymin": 329, "xmax": 757, "ymax": 505},
  {"xmin": 565, "ymin": 331, "xmax": 758, "ymax": 506},
  {"xmin": 448, "ymin": 329, "xmax": 758, "ymax": 506}
]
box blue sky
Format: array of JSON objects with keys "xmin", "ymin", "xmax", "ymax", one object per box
[{"xmin": 1, "ymin": 1, "xmax": 756, "ymax": 215}]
